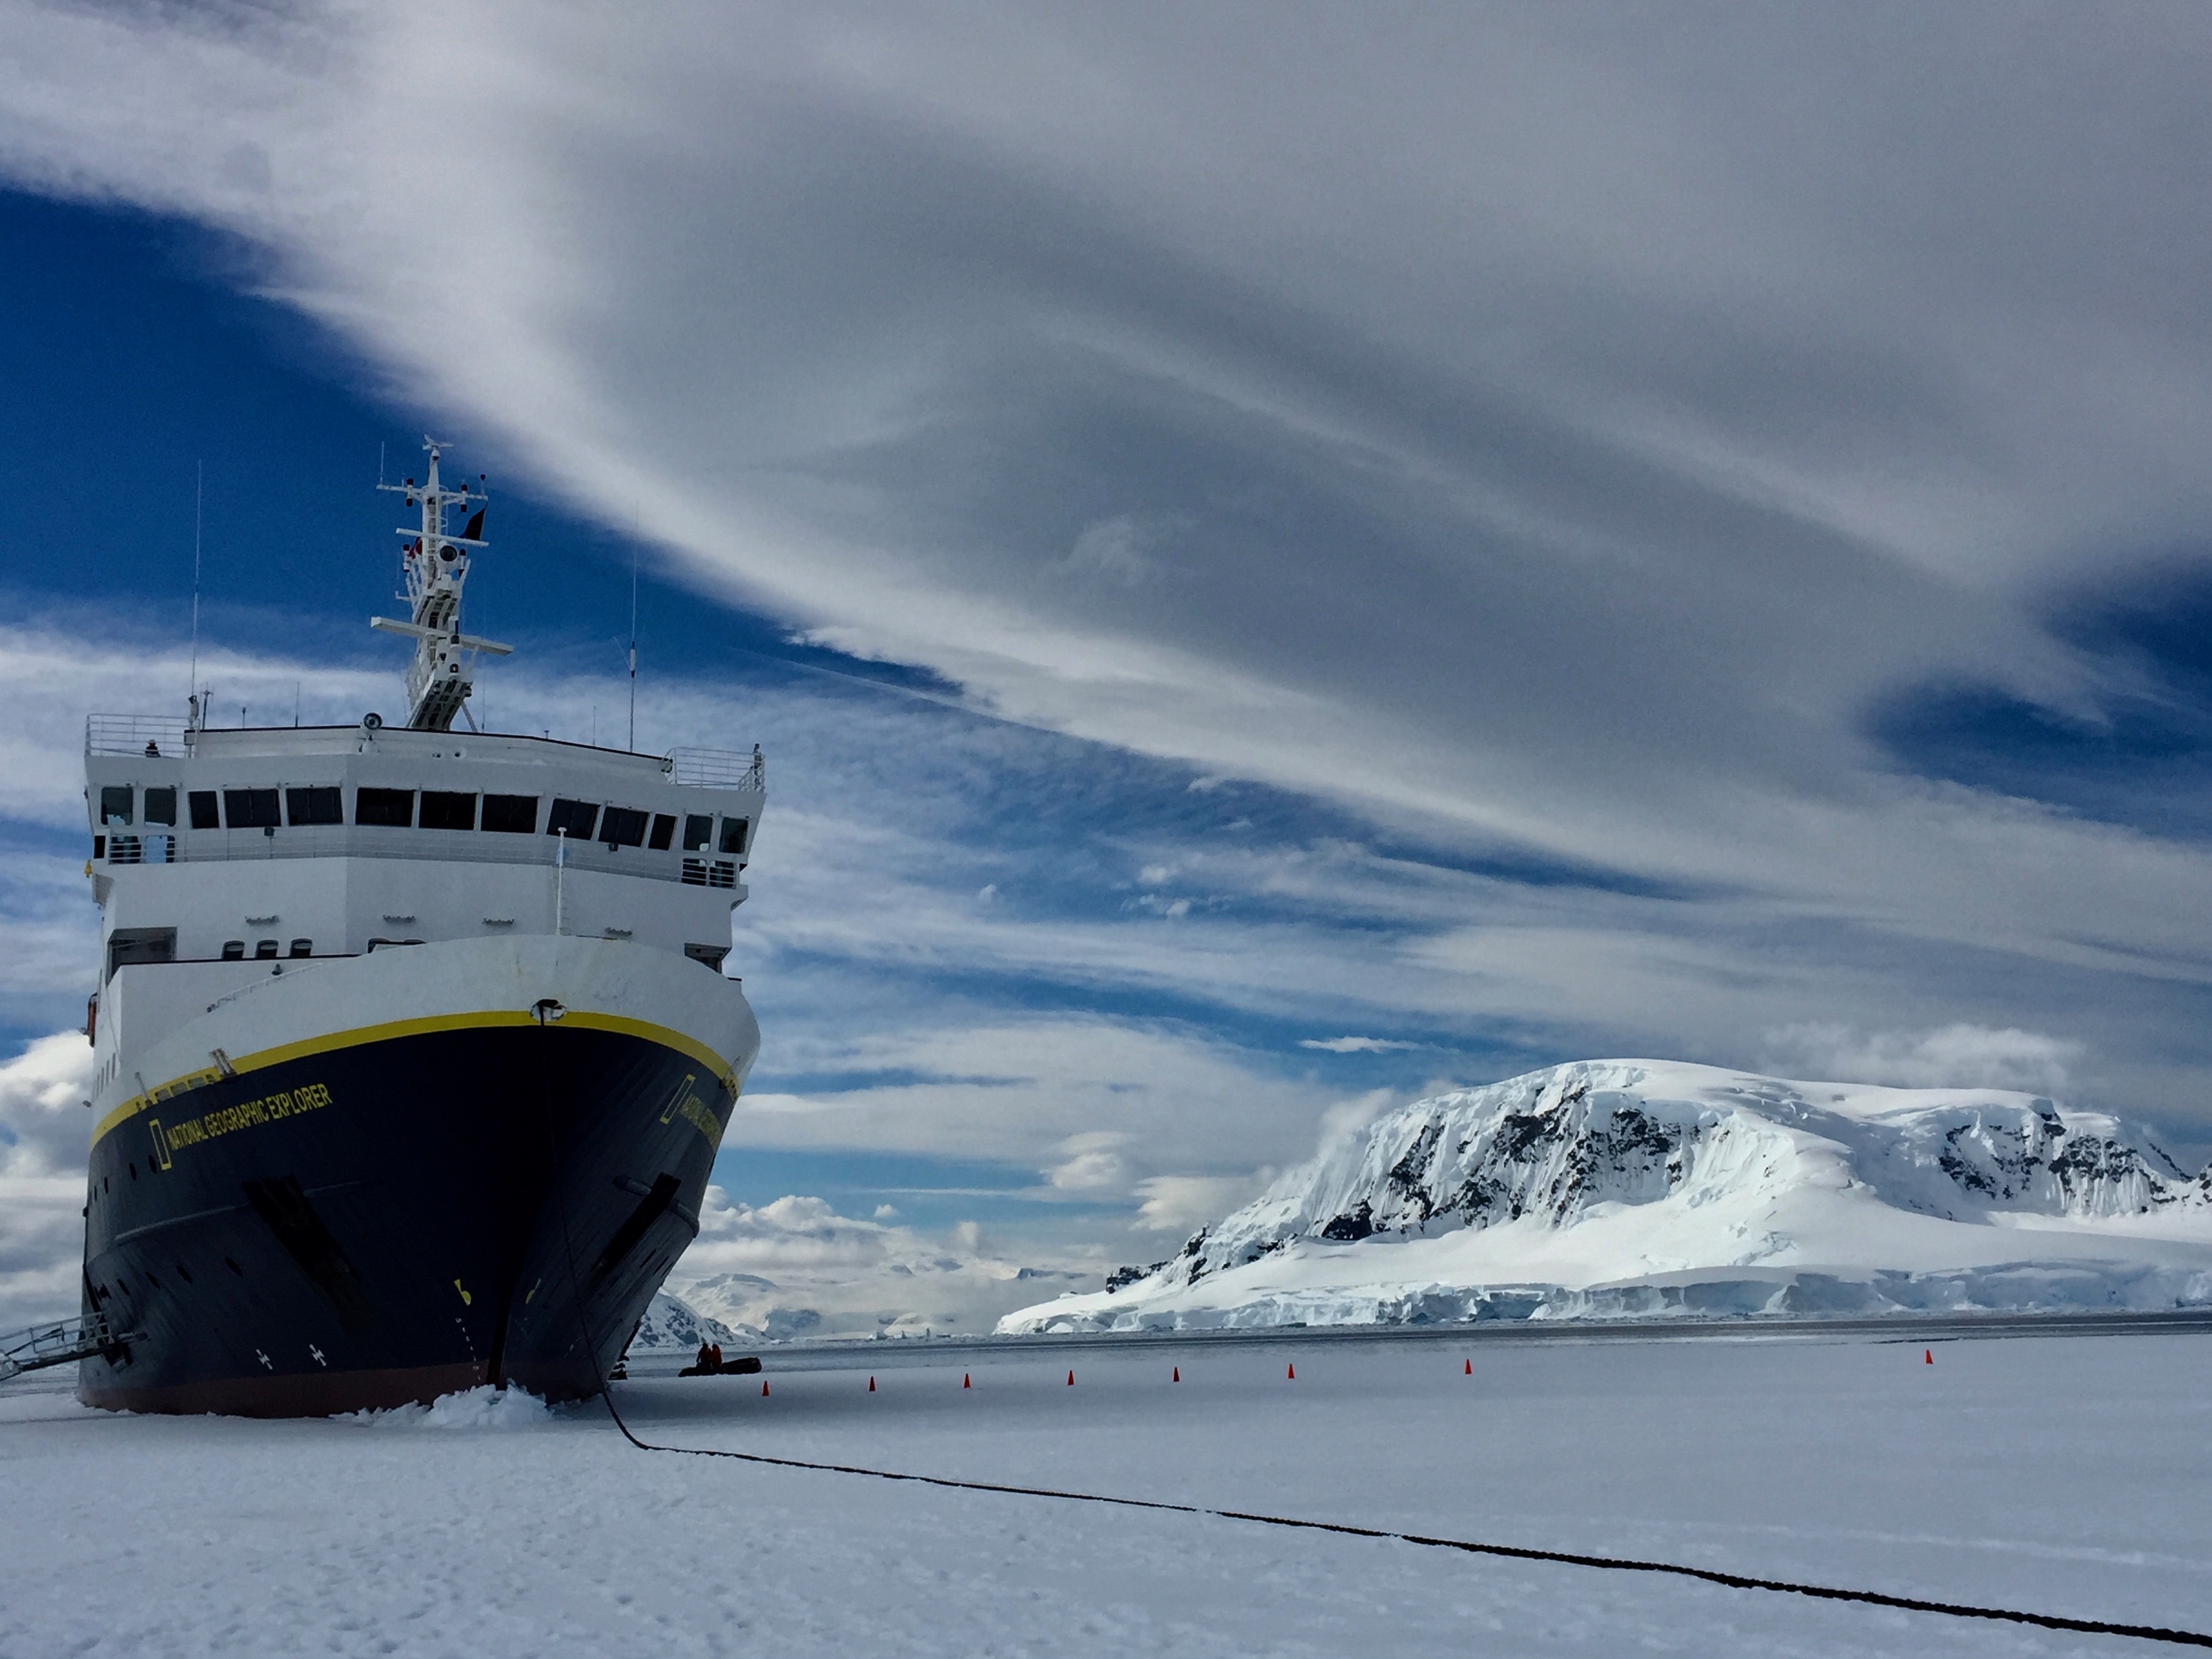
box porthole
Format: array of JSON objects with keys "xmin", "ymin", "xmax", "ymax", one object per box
[{"xmin": 225, "ymin": 1257, "xmax": 245, "ymax": 1277}]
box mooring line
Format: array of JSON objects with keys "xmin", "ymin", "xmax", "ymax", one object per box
[{"xmin": 586, "ymin": 1385, "xmax": 2211, "ymax": 1650}]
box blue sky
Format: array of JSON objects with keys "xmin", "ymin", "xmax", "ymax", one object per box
[{"xmin": 7, "ymin": 4, "xmax": 2212, "ymax": 1332}]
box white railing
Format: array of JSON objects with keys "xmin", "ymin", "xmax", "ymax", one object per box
[
  {"xmin": 102, "ymin": 825, "xmax": 740, "ymax": 887},
  {"xmin": 0, "ymin": 1310, "xmax": 132, "ymax": 1381},
  {"xmin": 102, "ymin": 835, "xmax": 173, "ymax": 866},
  {"xmin": 87, "ymin": 714, "xmax": 191, "ymax": 758},
  {"xmin": 669, "ymin": 745, "xmax": 764, "ymax": 790}
]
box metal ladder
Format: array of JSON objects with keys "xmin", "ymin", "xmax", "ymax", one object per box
[{"xmin": 0, "ymin": 1311, "xmax": 136, "ymax": 1382}]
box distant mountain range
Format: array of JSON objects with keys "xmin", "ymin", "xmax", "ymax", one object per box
[{"xmin": 1000, "ymin": 1060, "xmax": 2212, "ymax": 1333}]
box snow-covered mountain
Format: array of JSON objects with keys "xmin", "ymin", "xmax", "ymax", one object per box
[
  {"xmin": 999, "ymin": 1060, "xmax": 2212, "ymax": 1333},
  {"xmin": 624, "ymin": 1290, "xmax": 751, "ymax": 1351}
]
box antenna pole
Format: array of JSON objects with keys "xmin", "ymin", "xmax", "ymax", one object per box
[
  {"xmin": 187, "ymin": 460, "xmax": 203, "ymax": 722},
  {"xmin": 627, "ymin": 531, "xmax": 639, "ymax": 752}
]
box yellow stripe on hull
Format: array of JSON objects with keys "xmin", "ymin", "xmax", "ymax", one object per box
[{"xmin": 94, "ymin": 1008, "xmax": 739, "ymax": 1149}]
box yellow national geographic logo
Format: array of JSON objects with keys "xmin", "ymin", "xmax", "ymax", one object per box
[
  {"xmin": 674, "ymin": 1092, "xmax": 724, "ymax": 1147},
  {"xmin": 658, "ymin": 1073, "xmax": 697, "ymax": 1125},
  {"xmin": 153, "ymin": 1082, "xmax": 333, "ymax": 1162},
  {"xmin": 656, "ymin": 1071, "xmax": 723, "ymax": 1149}
]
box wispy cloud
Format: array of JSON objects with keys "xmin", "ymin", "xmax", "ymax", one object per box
[
  {"xmin": 1761, "ymin": 1023, "xmax": 2083, "ymax": 1094},
  {"xmin": 672, "ymin": 1187, "xmax": 1099, "ymax": 1338}
]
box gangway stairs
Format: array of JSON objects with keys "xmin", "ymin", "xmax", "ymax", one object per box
[{"xmin": 0, "ymin": 1311, "xmax": 136, "ymax": 1382}]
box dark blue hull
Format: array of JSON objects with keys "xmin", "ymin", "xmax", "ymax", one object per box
[{"xmin": 78, "ymin": 1020, "xmax": 728, "ymax": 1415}]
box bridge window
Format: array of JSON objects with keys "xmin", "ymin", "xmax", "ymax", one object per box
[
  {"xmin": 287, "ymin": 786, "xmax": 342, "ymax": 826},
  {"xmin": 106, "ymin": 928, "xmax": 176, "ymax": 981},
  {"xmin": 649, "ymin": 813, "xmax": 676, "ymax": 851},
  {"xmin": 718, "ymin": 816, "xmax": 750, "ymax": 856},
  {"xmin": 99, "ymin": 785, "xmax": 133, "ymax": 826},
  {"xmin": 419, "ymin": 790, "xmax": 477, "ymax": 830},
  {"xmin": 481, "ymin": 794, "xmax": 537, "ymax": 834},
  {"xmin": 144, "ymin": 787, "xmax": 177, "ymax": 826},
  {"xmin": 223, "ymin": 788, "xmax": 281, "ymax": 829},
  {"xmin": 682, "ymin": 813, "xmax": 712, "ymax": 852},
  {"xmin": 547, "ymin": 798, "xmax": 598, "ymax": 840},
  {"xmin": 188, "ymin": 791, "xmax": 219, "ymax": 830},
  {"xmin": 600, "ymin": 806, "xmax": 649, "ymax": 848},
  {"xmin": 355, "ymin": 787, "xmax": 415, "ymax": 827}
]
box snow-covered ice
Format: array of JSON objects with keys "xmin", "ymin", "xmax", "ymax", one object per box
[
  {"xmin": 3, "ymin": 1324, "xmax": 2209, "ymax": 1656},
  {"xmin": 1006, "ymin": 1060, "xmax": 2212, "ymax": 1334},
  {"xmin": 334, "ymin": 1382, "xmax": 556, "ymax": 1431}
]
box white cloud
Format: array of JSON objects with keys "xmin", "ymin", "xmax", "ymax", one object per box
[
  {"xmin": 0, "ymin": 1033, "xmax": 96, "ymax": 1326},
  {"xmin": 1315, "ymin": 1087, "xmax": 1403, "ymax": 1151},
  {"xmin": 1762, "ymin": 1023, "xmax": 2084, "ymax": 1094},
  {"xmin": 1063, "ymin": 515, "xmax": 1172, "ymax": 586},
  {"xmin": 1299, "ymin": 1036, "xmax": 1419, "ymax": 1054},
  {"xmin": 670, "ymin": 1186, "xmax": 1099, "ymax": 1337},
  {"xmin": 729, "ymin": 1016, "xmax": 1343, "ymax": 1181},
  {"xmin": 1045, "ymin": 1131, "xmax": 1132, "ymax": 1192},
  {"xmin": 1131, "ymin": 1172, "xmax": 1265, "ymax": 1237}
]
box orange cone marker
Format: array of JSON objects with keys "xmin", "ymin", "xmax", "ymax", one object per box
[
  {"xmin": 1925, "ymin": 1349, "xmax": 1933, "ymax": 1365},
  {"xmin": 1172, "ymin": 1366, "xmax": 1181, "ymax": 1382},
  {"xmin": 963, "ymin": 1372, "xmax": 971, "ymax": 1389},
  {"xmin": 1286, "ymin": 1362, "xmax": 1296, "ymax": 1380},
  {"xmin": 761, "ymin": 1380, "xmax": 770, "ymax": 1397},
  {"xmin": 1464, "ymin": 1359, "xmax": 1472, "ymax": 1376},
  {"xmin": 1067, "ymin": 1369, "xmax": 1075, "ymax": 1386},
  {"xmin": 867, "ymin": 1376, "xmax": 876, "ymax": 1393}
]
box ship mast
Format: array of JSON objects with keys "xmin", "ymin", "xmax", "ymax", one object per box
[{"xmin": 371, "ymin": 438, "xmax": 512, "ymax": 731}]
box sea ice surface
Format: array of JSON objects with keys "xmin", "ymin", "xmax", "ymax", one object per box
[{"xmin": 1, "ymin": 1326, "xmax": 2206, "ymax": 1656}]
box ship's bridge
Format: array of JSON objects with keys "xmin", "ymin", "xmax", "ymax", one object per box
[{"xmin": 83, "ymin": 716, "xmax": 765, "ymax": 1080}]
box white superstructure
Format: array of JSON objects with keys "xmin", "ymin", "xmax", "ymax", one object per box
[{"xmin": 82, "ymin": 438, "xmax": 764, "ymax": 1124}]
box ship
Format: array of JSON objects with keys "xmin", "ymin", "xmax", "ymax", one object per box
[{"xmin": 75, "ymin": 441, "xmax": 764, "ymax": 1415}]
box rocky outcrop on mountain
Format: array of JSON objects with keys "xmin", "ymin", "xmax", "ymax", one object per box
[
  {"xmin": 625, "ymin": 1290, "xmax": 750, "ymax": 1351},
  {"xmin": 1001, "ymin": 1060, "xmax": 2212, "ymax": 1334}
]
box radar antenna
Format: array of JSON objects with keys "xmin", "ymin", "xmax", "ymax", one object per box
[{"xmin": 370, "ymin": 438, "xmax": 512, "ymax": 731}]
